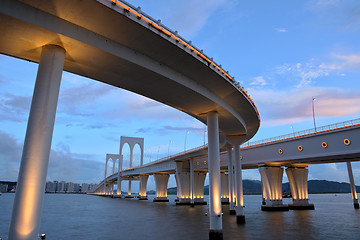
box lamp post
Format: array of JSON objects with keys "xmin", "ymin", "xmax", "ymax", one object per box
[
  {"xmin": 291, "ymin": 126, "xmax": 294, "ymax": 136},
  {"xmin": 312, "ymin": 97, "xmax": 317, "ymax": 133},
  {"xmin": 168, "ymin": 140, "xmax": 172, "ymax": 157},
  {"xmin": 184, "ymin": 130, "xmax": 189, "ymax": 151}
]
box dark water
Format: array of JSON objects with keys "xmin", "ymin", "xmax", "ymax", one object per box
[{"xmin": 1, "ymin": 193, "xmax": 360, "ymax": 239}]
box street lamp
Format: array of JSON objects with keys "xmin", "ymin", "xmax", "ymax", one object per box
[
  {"xmin": 312, "ymin": 97, "xmax": 317, "ymax": 133},
  {"xmin": 291, "ymin": 126, "xmax": 295, "ymax": 135},
  {"xmin": 168, "ymin": 140, "xmax": 172, "ymax": 157},
  {"xmin": 156, "ymin": 146, "xmax": 160, "ymax": 160},
  {"xmin": 184, "ymin": 131, "xmax": 189, "ymax": 151}
]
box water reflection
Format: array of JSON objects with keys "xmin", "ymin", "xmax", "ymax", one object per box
[{"xmin": 1, "ymin": 194, "xmax": 360, "ymax": 239}]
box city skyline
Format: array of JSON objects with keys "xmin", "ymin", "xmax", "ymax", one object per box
[{"xmin": 1, "ymin": 0, "xmax": 360, "ymax": 191}]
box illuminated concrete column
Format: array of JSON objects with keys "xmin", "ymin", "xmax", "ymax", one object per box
[
  {"xmin": 175, "ymin": 161, "xmax": 190, "ymax": 205},
  {"xmin": 139, "ymin": 175, "xmax": 149, "ymax": 200},
  {"xmin": 125, "ymin": 178, "xmax": 134, "ymax": 198},
  {"xmin": 8, "ymin": 45, "xmax": 65, "ymax": 240},
  {"xmin": 227, "ymin": 148, "xmax": 235, "ymax": 214},
  {"xmin": 190, "ymin": 158, "xmax": 195, "ymax": 207},
  {"xmin": 175, "ymin": 174, "xmax": 180, "ymax": 202},
  {"xmin": 116, "ymin": 155, "xmax": 123, "ymax": 195},
  {"xmin": 207, "ymin": 111, "xmax": 223, "ymax": 240},
  {"xmin": 127, "ymin": 150, "xmax": 133, "ymax": 197},
  {"xmin": 346, "ymin": 162, "xmax": 359, "ymax": 209},
  {"xmin": 233, "ymin": 145, "xmax": 245, "ymax": 224},
  {"xmin": 104, "ymin": 160, "xmax": 108, "ymax": 194},
  {"xmin": 259, "ymin": 166, "xmax": 289, "ymax": 211},
  {"xmin": 153, "ymin": 173, "xmax": 170, "ymax": 202},
  {"xmin": 193, "ymin": 172, "xmax": 207, "ymax": 205},
  {"xmin": 285, "ymin": 167, "xmax": 314, "ymax": 210},
  {"xmin": 221, "ymin": 173, "xmax": 229, "ymax": 204}
]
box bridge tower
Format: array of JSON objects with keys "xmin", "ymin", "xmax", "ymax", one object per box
[
  {"xmin": 104, "ymin": 154, "xmax": 120, "ymax": 195},
  {"xmin": 118, "ymin": 136, "xmax": 144, "ymax": 197}
]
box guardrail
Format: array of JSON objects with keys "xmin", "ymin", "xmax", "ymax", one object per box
[
  {"xmin": 105, "ymin": 0, "xmax": 259, "ymax": 116},
  {"xmin": 244, "ymin": 118, "xmax": 360, "ymax": 147}
]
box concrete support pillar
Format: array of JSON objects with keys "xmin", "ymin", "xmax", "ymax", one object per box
[
  {"xmin": 116, "ymin": 155, "xmax": 123, "ymax": 195},
  {"xmin": 104, "ymin": 160, "xmax": 108, "ymax": 194},
  {"xmin": 139, "ymin": 175, "xmax": 149, "ymax": 200},
  {"xmin": 220, "ymin": 173, "xmax": 229, "ymax": 204},
  {"xmin": 175, "ymin": 161, "xmax": 190, "ymax": 204},
  {"xmin": 193, "ymin": 172, "xmax": 207, "ymax": 205},
  {"xmin": 346, "ymin": 162, "xmax": 359, "ymax": 209},
  {"xmin": 227, "ymin": 148, "xmax": 235, "ymax": 214},
  {"xmin": 233, "ymin": 145, "xmax": 245, "ymax": 224},
  {"xmin": 207, "ymin": 112, "xmax": 223, "ymax": 240},
  {"xmin": 285, "ymin": 167, "xmax": 314, "ymax": 210},
  {"xmin": 153, "ymin": 173, "xmax": 170, "ymax": 202},
  {"xmin": 124, "ymin": 178, "xmax": 134, "ymax": 198},
  {"xmin": 259, "ymin": 166, "xmax": 289, "ymax": 211},
  {"xmin": 8, "ymin": 45, "xmax": 65, "ymax": 240},
  {"xmin": 190, "ymin": 158, "xmax": 195, "ymax": 207}
]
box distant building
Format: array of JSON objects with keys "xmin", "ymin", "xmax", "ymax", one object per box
[
  {"xmin": 45, "ymin": 182, "xmax": 56, "ymax": 193},
  {"xmin": 81, "ymin": 183, "xmax": 89, "ymax": 193},
  {"xmin": 0, "ymin": 184, "xmax": 8, "ymax": 193}
]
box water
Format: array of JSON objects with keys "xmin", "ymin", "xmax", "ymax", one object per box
[{"xmin": 1, "ymin": 193, "xmax": 360, "ymax": 239}]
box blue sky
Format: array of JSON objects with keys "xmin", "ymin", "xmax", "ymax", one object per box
[{"xmin": 1, "ymin": 0, "xmax": 360, "ymax": 191}]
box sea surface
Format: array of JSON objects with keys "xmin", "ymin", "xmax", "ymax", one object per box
[{"xmin": 1, "ymin": 193, "xmax": 359, "ymax": 239}]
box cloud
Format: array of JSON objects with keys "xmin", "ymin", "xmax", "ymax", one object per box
[
  {"xmin": 249, "ymin": 87, "xmax": 360, "ymax": 126},
  {"xmin": 276, "ymin": 60, "xmax": 329, "ymax": 88},
  {"xmin": 275, "ymin": 28, "xmax": 288, "ymax": 33},
  {"xmin": 0, "ymin": 130, "xmax": 103, "ymax": 183},
  {"xmin": 250, "ymin": 76, "xmax": 267, "ymax": 86},
  {"xmin": 0, "ymin": 131, "xmax": 22, "ymax": 180},
  {"xmin": 58, "ymin": 82, "xmax": 114, "ymax": 115},
  {"xmin": 309, "ymin": 163, "xmax": 349, "ymax": 182},
  {"xmin": 320, "ymin": 54, "xmax": 360, "ymax": 71},
  {"xmin": 159, "ymin": 0, "xmax": 226, "ymax": 38},
  {"xmin": 0, "ymin": 94, "xmax": 31, "ymax": 122}
]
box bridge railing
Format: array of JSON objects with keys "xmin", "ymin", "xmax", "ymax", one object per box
[
  {"xmin": 107, "ymin": 0, "xmax": 259, "ymax": 115},
  {"xmin": 244, "ymin": 118, "xmax": 360, "ymax": 147}
]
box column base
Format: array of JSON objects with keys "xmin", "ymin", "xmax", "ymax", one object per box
[
  {"xmin": 289, "ymin": 203, "xmax": 315, "ymax": 210},
  {"xmin": 229, "ymin": 209, "xmax": 236, "ymax": 215},
  {"xmin": 261, "ymin": 205, "xmax": 289, "ymax": 211},
  {"xmin": 153, "ymin": 198, "xmax": 169, "ymax": 202},
  {"xmin": 124, "ymin": 195, "xmax": 134, "ymax": 198},
  {"xmin": 236, "ymin": 215, "xmax": 245, "ymax": 224},
  {"xmin": 354, "ymin": 203, "xmax": 359, "ymax": 209},
  {"xmin": 209, "ymin": 230, "xmax": 223, "ymax": 240}
]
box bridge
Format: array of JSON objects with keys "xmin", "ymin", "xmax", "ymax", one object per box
[
  {"xmin": 1, "ymin": 0, "xmax": 260, "ymax": 239},
  {"xmin": 91, "ymin": 118, "xmax": 360, "ymax": 212}
]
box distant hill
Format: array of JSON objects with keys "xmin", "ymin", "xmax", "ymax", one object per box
[{"xmin": 160, "ymin": 179, "xmax": 360, "ymax": 195}]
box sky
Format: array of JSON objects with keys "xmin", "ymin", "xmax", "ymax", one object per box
[{"xmin": 1, "ymin": 0, "xmax": 360, "ymax": 191}]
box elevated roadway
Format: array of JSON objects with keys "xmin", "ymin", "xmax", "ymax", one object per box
[
  {"xmin": 98, "ymin": 119, "xmax": 360, "ymax": 186},
  {"xmin": 0, "ymin": 0, "xmax": 260, "ymax": 239}
]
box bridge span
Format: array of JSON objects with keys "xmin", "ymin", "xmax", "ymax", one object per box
[
  {"xmin": 92, "ymin": 119, "xmax": 360, "ymax": 213},
  {"xmin": 1, "ymin": 0, "xmax": 260, "ymax": 239}
]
